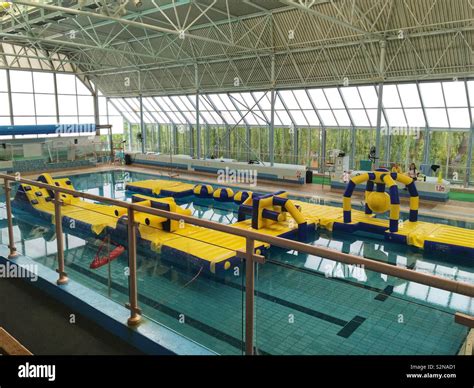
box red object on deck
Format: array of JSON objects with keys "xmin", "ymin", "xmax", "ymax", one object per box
[{"xmin": 90, "ymin": 244, "xmax": 125, "ymax": 269}]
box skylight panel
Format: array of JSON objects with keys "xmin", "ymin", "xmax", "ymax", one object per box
[
  {"xmin": 323, "ymin": 88, "xmax": 344, "ymax": 109},
  {"xmin": 340, "ymin": 87, "xmax": 363, "ymax": 108},
  {"xmin": 276, "ymin": 109, "xmax": 293, "ymax": 126},
  {"xmin": 397, "ymin": 84, "xmax": 421, "ymax": 108},
  {"xmin": 447, "ymin": 108, "xmax": 470, "ymax": 128},
  {"xmin": 289, "ymin": 110, "xmax": 308, "ymax": 125},
  {"xmin": 442, "ymin": 81, "xmax": 468, "ymax": 107},
  {"xmin": 303, "ymin": 110, "xmax": 320, "ymax": 126},
  {"xmin": 403, "ymin": 108, "xmax": 426, "ymax": 127},
  {"xmin": 180, "ymin": 95, "xmax": 196, "ymax": 111},
  {"xmin": 318, "ymin": 110, "xmax": 337, "ymax": 126},
  {"xmin": 198, "ymin": 95, "xmax": 215, "ymax": 111},
  {"xmin": 279, "ymin": 90, "xmax": 300, "ymax": 109},
  {"xmin": 209, "ymin": 94, "xmax": 227, "ymax": 110},
  {"xmin": 425, "ymin": 108, "xmax": 449, "ymax": 127},
  {"xmin": 308, "ymin": 89, "xmax": 330, "ymax": 109},
  {"xmin": 358, "ymin": 86, "xmax": 379, "ymax": 108},
  {"xmin": 385, "ymin": 109, "xmax": 407, "ymax": 127},
  {"xmin": 292, "ymin": 90, "xmax": 313, "ymax": 109},
  {"xmin": 221, "ymin": 111, "xmax": 237, "ymax": 124},
  {"xmin": 332, "ymin": 109, "xmax": 351, "ymax": 126},
  {"xmin": 33, "ymin": 72, "xmax": 55, "ymax": 94},
  {"xmin": 9, "ymin": 70, "xmax": 33, "ymax": 93},
  {"xmin": 365, "ymin": 109, "xmax": 387, "ymax": 127},
  {"xmin": 349, "ymin": 109, "xmax": 370, "ymax": 126},
  {"xmin": 382, "ymin": 85, "xmax": 402, "ymax": 108},
  {"xmin": 0, "ymin": 70, "xmax": 8, "ymax": 92},
  {"xmin": 419, "ymin": 82, "xmax": 445, "ymax": 107}
]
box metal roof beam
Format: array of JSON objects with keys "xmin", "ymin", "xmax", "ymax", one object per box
[
  {"xmin": 12, "ymin": 1, "xmax": 272, "ymax": 54},
  {"xmin": 279, "ymin": 0, "xmax": 382, "ymax": 38}
]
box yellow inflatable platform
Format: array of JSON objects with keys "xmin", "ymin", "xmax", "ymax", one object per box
[
  {"xmin": 131, "ymin": 194, "xmax": 268, "ymax": 272},
  {"xmin": 291, "ymin": 199, "xmax": 474, "ymax": 257},
  {"xmin": 125, "ymin": 179, "xmax": 194, "ymax": 198},
  {"xmin": 17, "ymin": 176, "xmax": 126, "ymax": 235},
  {"xmin": 13, "ymin": 177, "xmax": 267, "ymax": 274},
  {"xmin": 14, "ymin": 174, "xmax": 474, "ymax": 274}
]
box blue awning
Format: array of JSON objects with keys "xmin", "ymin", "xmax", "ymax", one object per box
[{"xmin": 0, "ymin": 124, "xmax": 97, "ymax": 136}]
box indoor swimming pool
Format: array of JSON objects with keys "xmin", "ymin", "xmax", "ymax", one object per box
[{"xmin": 1, "ymin": 170, "xmax": 473, "ymax": 355}]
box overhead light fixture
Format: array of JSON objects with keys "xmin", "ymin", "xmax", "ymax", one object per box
[{"xmin": 0, "ymin": 2, "xmax": 12, "ymax": 11}]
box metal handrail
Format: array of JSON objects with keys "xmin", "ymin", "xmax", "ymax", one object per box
[{"xmin": 2, "ymin": 172, "xmax": 474, "ymax": 355}]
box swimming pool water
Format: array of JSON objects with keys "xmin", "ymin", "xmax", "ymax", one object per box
[{"xmin": 2, "ymin": 170, "xmax": 473, "ymax": 355}]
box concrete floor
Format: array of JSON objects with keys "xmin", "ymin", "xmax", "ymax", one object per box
[{"xmin": 0, "ymin": 277, "xmax": 143, "ymax": 355}]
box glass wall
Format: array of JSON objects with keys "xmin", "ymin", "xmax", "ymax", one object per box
[
  {"xmin": 430, "ymin": 130, "xmax": 470, "ymax": 183},
  {"xmin": 229, "ymin": 126, "xmax": 247, "ymax": 161},
  {"xmin": 158, "ymin": 124, "xmax": 173, "ymax": 154},
  {"xmin": 0, "ymin": 69, "xmax": 10, "ymax": 126},
  {"xmin": 2, "ymin": 69, "xmax": 95, "ymax": 128},
  {"xmin": 298, "ymin": 127, "xmax": 320, "ymax": 167},
  {"xmin": 4, "ymin": 66, "xmax": 472, "ymax": 185},
  {"xmin": 0, "ymin": 68, "xmax": 101, "ymax": 142},
  {"xmin": 109, "ymin": 79, "xmax": 473, "ymax": 185}
]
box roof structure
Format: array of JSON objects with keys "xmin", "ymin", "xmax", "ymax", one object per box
[{"xmin": 0, "ymin": 0, "xmax": 472, "ymax": 96}]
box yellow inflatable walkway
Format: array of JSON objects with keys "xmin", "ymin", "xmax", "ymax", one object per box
[
  {"xmin": 15, "ymin": 174, "xmax": 474, "ymax": 272},
  {"xmin": 292, "ymin": 199, "xmax": 474, "ymax": 257},
  {"xmin": 292, "ymin": 200, "xmax": 373, "ymax": 231},
  {"xmin": 132, "ymin": 194, "xmax": 269, "ymax": 272},
  {"xmin": 18, "ymin": 178, "xmax": 126, "ymax": 235},
  {"xmin": 125, "ymin": 179, "xmax": 194, "ymax": 198},
  {"xmin": 14, "ymin": 180, "xmax": 268, "ymax": 274},
  {"xmin": 258, "ymin": 198, "xmax": 474, "ymax": 258}
]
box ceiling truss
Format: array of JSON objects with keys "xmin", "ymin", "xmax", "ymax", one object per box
[{"xmin": 0, "ymin": 0, "xmax": 472, "ymax": 96}]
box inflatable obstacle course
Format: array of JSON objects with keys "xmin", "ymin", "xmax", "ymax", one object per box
[
  {"xmin": 127, "ymin": 176, "xmax": 474, "ymax": 258},
  {"xmin": 16, "ymin": 173, "xmax": 126, "ymax": 235},
  {"xmin": 234, "ymin": 190, "xmax": 253, "ymax": 204},
  {"xmin": 125, "ymin": 179, "xmax": 194, "ymax": 198},
  {"xmin": 13, "ymin": 175, "xmax": 268, "ymax": 274},
  {"xmin": 213, "ymin": 187, "xmax": 234, "ymax": 202},
  {"xmin": 342, "ymin": 169, "xmax": 419, "ymax": 233},
  {"xmin": 235, "ymin": 190, "xmax": 312, "ymax": 240},
  {"xmin": 20, "ymin": 174, "xmax": 474, "ymax": 269},
  {"xmin": 193, "ymin": 184, "xmax": 213, "ymax": 198},
  {"xmin": 332, "ymin": 169, "xmax": 474, "ymax": 257},
  {"xmin": 130, "ymin": 194, "xmax": 268, "ymax": 272}
]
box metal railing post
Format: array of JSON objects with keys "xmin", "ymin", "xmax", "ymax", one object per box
[
  {"xmin": 237, "ymin": 238, "xmax": 265, "ymax": 355},
  {"xmin": 127, "ymin": 207, "xmax": 141, "ymax": 326},
  {"xmin": 4, "ymin": 178, "xmax": 18, "ymax": 259},
  {"xmin": 54, "ymin": 191, "xmax": 68, "ymax": 285},
  {"xmin": 245, "ymin": 238, "xmax": 255, "ymax": 355}
]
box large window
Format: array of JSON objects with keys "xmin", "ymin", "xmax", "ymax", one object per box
[
  {"xmin": 430, "ymin": 131, "xmax": 470, "ymax": 183},
  {"xmin": 1, "ymin": 69, "xmax": 96, "ymax": 132},
  {"xmin": 0, "ymin": 70, "xmax": 10, "ymax": 120},
  {"xmin": 298, "ymin": 127, "xmax": 320, "ymax": 167},
  {"xmin": 106, "ymin": 79, "xmax": 474, "ymax": 185}
]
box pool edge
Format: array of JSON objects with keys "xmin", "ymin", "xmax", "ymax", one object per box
[{"xmin": 0, "ymin": 249, "xmax": 216, "ymax": 356}]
